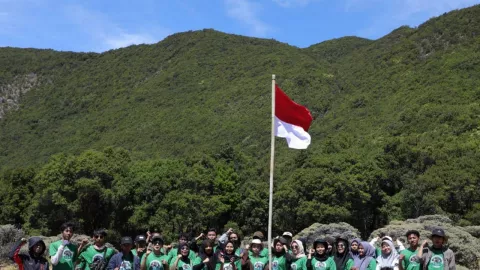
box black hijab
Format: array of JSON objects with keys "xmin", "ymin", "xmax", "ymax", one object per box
[
  {"xmin": 333, "ymin": 238, "xmax": 352, "ymax": 270},
  {"xmin": 313, "ymin": 240, "xmax": 329, "ymax": 262}
]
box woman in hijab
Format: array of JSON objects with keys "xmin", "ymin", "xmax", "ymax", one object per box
[
  {"xmin": 349, "ymin": 239, "xmax": 361, "ymax": 261},
  {"xmin": 333, "ymin": 237, "xmax": 353, "ymax": 270},
  {"xmin": 272, "ymin": 237, "xmax": 292, "ymax": 270},
  {"xmin": 290, "ymin": 240, "xmax": 307, "ymax": 270},
  {"xmin": 216, "ymin": 241, "xmax": 242, "ymax": 270},
  {"xmin": 375, "ymin": 239, "xmax": 399, "ymax": 270},
  {"xmin": 194, "ymin": 240, "xmax": 217, "ymax": 270},
  {"xmin": 352, "ymin": 242, "xmax": 376, "ymax": 270},
  {"xmin": 306, "ymin": 239, "xmax": 336, "ymax": 270},
  {"xmin": 171, "ymin": 243, "xmax": 194, "ymax": 270}
]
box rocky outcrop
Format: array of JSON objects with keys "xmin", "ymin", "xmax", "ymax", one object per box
[
  {"xmin": 0, "ymin": 73, "xmax": 39, "ymax": 119},
  {"xmin": 294, "ymin": 222, "xmax": 361, "ymax": 247}
]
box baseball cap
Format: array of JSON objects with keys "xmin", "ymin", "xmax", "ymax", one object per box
[
  {"xmin": 121, "ymin": 236, "xmax": 133, "ymax": 245},
  {"xmin": 135, "ymin": 235, "xmax": 147, "ymax": 243},
  {"xmin": 251, "ymin": 239, "xmax": 262, "ymax": 245},
  {"xmin": 253, "ymin": 231, "xmax": 264, "ymax": 239},
  {"xmin": 282, "ymin": 232, "xmax": 293, "ymax": 238},
  {"xmin": 431, "ymin": 228, "xmax": 446, "ymax": 237}
]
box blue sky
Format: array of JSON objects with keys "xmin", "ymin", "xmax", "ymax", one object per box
[{"xmin": 1, "ymin": 0, "xmax": 478, "ymax": 52}]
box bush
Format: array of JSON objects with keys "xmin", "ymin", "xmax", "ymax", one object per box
[{"xmin": 0, "ymin": 224, "xmax": 25, "ymax": 260}]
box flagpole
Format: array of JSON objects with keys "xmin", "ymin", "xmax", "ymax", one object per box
[{"xmin": 268, "ymin": 74, "xmax": 275, "ymax": 270}]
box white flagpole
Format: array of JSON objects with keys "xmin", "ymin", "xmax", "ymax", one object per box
[{"xmin": 268, "ymin": 74, "xmax": 276, "ymax": 270}]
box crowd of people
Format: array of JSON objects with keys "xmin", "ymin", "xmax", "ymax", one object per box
[{"xmin": 9, "ymin": 222, "xmax": 456, "ymax": 270}]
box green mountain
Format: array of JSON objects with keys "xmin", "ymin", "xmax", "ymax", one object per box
[{"xmin": 0, "ymin": 5, "xmax": 479, "ymax": 237}]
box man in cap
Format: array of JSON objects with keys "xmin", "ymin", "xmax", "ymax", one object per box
[
  {"xmin": 107, "ymin": 236, "xmax": 141, "ymax": 270},
  {"xmin": 133, "ymin": 235, "xmax": 148, "ymax": 260},
  {"xmin": 418, "ymin": 228, "xmax": 455, "ymax": 270},
  {"xmin": 282, "ymin": 232, "xmax": 293, "ymax": 253},
  {"xmin": 141, "ymin": 235, "xmax": 169, "ymax": 270}
]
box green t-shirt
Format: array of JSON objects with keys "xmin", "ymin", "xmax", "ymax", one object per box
[
  {"xmin": 167, "ymin": 249, "xmax": 197, "ymax": 264},
  {"xmin": 49, "ymin": 240, "xmax": 78, "ymax": 270},
  {"xmin": 215, "ymin": 259, "xmax": 242, "ymax": 270},
  {"xmin": 427, "ymin": 250, "xmax": 444, "ymax": 270},
  {"xmin": 400, "ymin": 248, "xmax": 420, "ymax": 270},
  {"xmin": 344, "ymin": 258, "xmax": 354, "ymax": 270},
  {"xmin": 310, "ymin": 257, "xmax": 336, "ymax": 270},
  {"xmin": 248, "ymin": 248, "xmax": 268, "ymax": 258},
  {"xmin": 76, "ymin": 245, "xmax": 116, "ymax": 270},
  {"xmin": 119, "ymin": 253, "xmax": 135, "ymax": 270},
  {"xmin": 173, "ymin": 259, "xmax": 194, "ymax": 270},
  {"xmin": 132, "ymin": 249, "xmax": 147, "ymax": 260},
  {"xmin": 367, "ymin": 259, "xmax": 376, "ymax": 270},
  {"xmin": 249, "ymin": 255, "xmax": 269, "ymax": 270},
  {"xmin": 290, "ymin": 256, "xmax": 307, "ymax": 270},
  {"xmin": 272, "ymin": 255, "xmax": 286, "ymax": 270},
  {"xmin": 145, "ymin": 252, "xmax": 169, "ymax": 270}
]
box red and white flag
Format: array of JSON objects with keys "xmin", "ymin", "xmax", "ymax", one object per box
[{"xmin": 274, "ymin": 85, "xmax": 313, "ymax": 149}]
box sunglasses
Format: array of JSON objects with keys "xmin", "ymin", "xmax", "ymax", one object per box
[
  {"xmin": 338, "ymin": 244, "xmax": 345, "ymax": 247},
  {"xmin": 153, "ymin": 241, "xmax": 162, "ymax": 245},
  {"xmin": 181, "ymin": 246, "xmax": 189, "ymax": 250},
  {"xmin": 291, "ymin": 245, "xmax": 299, "ymax": 249}
]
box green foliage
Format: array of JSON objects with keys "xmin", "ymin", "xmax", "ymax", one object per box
[{"xmin": 1, "ymin": 6, "xmax": 480, "ymax": 237}]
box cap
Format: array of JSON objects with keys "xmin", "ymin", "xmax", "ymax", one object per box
[
  {"xmin": 121, "ymin": 236, "xmax": 133, "ymax": 245},
  {"xmin": 251, "ymin": 239, "xmax": 262, "ymax": 245},
  {"xmin": 278, "ymin": 236, "xmax": 289, "ymax": 245},
  {"xmin": 381, "ymin": 236, "xmax": 393, "ymax": 242},
  {"xmin": 135, "ymin": 235, "xmax": 146, "ymax": 243},
  {"xmin": 282, "ymin": 232, "xmax": 293, "ymax": 238},
  {"xmin": 253, "ymin": 231, "xmax": 264, "ymax": 239},
  {"xmin": 431, "ymin": 228, "xmax": 446, "ymax": 237},
  {"xmin": 152, "ymin": 235, "xmax": 164, "ymax": 243}
]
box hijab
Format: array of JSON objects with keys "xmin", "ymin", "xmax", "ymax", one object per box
[
  {"xmin": 353, "ymin": 242, "xmax": 374, "ymax": 270},
  {"xmin": 334, "ymin": 238, "xmax": 352, "ymax": 270},
  {"xmin": 312, "ymin": 240, "xmax": 329, "ymax": 262},
  {"xmin": 349, "ymin": 238, "xmax": 361, "ymax": 260},
  {"xmin": 376, "ymin": 239, "xmax": 399, "ymax": 268},
  {"xmin": 292, "ymin": 240, "xmax": 306, "ymax": 259}
]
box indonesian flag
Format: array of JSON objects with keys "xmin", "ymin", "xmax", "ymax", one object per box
[{"xmin": 274, "ymin": 85, "xmax": 313, "ymax": 149}]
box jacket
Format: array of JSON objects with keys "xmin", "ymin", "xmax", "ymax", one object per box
[
  {"xmin": 9, "ymin": 237, "xmax": 49, "ymax": 270},
  {"xmin": 420, "ymin": 247, "xmax": 455, "ymax": 270}
]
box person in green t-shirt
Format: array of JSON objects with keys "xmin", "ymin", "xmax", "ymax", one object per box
[
  {"xmin": 75, "ymin": 228, "xmax": 116, "ymax": 270},
  {"xmin": 141, "ymin": 236, "xmax": 169, "ymax": 270},
  {"xmin": 332, "ymin": 237, "xmax": 353, "ymax": 270},
  {"xmin": 167, "ymin": 234, "xmax": 197, "ymax": 264},
  {"xmin": 271, "ymin": 237, "xmax": 292, "ymax": 270},
  {"xmin": 306, "ymin": 239, "xmax": 335, "ymax": 270},
  {"xmin": 50, "ymin": 221, "xmax": 86, "ymax": 270},
  {"xmin": 244, "ymin": 239, "xmax": 268, "ymax": 270},
  {"xmin": 193, "ymin": 239, "xmax": 217, "ymax": 270},
  {"xmin": 290, "ymin": 240, "xmax": 307, "ymax": 270},
  {"xmin": 215, "ymin": 241, "xmax": 242, "ymax": 270},
  {"xmin": 245, "ymin": 232, "xmax": 268, "ymax": 258},
  {"xmin": 418, "ymin": 229, "xmax": 455, "ymax": 270},
  {"xmin": 171, "ymin": 243, "xmax": 194, "ymax": 270},
  {"xmin": 352, "ymin": 242, "xmax": 376, "ymax": 270},
  {"xmin": 399, "ymin": 230, "xmax": 421, "ymax": 270},
  {"xmin": 133, "ymin": 235, "xmax": 148, "ymax": 260}
]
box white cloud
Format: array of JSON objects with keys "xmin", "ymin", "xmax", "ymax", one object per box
[
  {"xmin": 225, "ymin": 0, "xmax": 270, "ymax": 36},
  {"xmin": 65, "ymin": 4, "xmax": 169, "ymax": 52},
  {"xmin": 273, "ymin": 0, "xmax": 316, "ymax": 8}
]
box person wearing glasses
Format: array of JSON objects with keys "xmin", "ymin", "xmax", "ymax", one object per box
[
  {"xmin": 75, "ymin": 229, "xmax": 116, "ymax": 270},
  {"xmin": 171, "ymin": 243, "xmax": 194, "ymax": 270},
  {"xmin": 167, "ymin": 234, "xmax": 197, "ymax": 264},
  {"xmin": 141, "ymin": 235, "xmax": 169, "ymax": 270},
  {"xmin": 290, "ymin": 240, "xmax": 307, "ymax": 270},
  {"xmin": 333, "ymin": 237, "xmax": 353, "ymax": 270}
]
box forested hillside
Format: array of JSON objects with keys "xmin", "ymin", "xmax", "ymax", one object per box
[{"xmin": 0, "ymin": 5, "xmax": 479, "ymax": 240}]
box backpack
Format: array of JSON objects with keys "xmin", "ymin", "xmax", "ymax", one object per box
[{"xmin": 89, "ymin": 248, "xmax": 108, "ymax": 270}]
